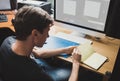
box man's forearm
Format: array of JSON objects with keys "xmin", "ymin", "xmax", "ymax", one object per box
[
  {"xmin": 33, "ymin": 47, "xmax": 69, "ymax": 58},
  {"xmin": 68, "ymin": 62, "xmax": 80, "ymax": 81}
]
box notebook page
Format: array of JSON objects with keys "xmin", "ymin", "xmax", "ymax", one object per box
[
  {"xmin": 77, "ymin": 42, "xmax": 95, "ymax": 61},
  {"xmin": 83, "ymin": 53, "xmax": 107, "ymax": 70}
]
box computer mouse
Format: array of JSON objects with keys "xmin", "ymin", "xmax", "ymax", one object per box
[{"xmin": 11, "ymin": 18, "xmax": 15, "ymax": 25}]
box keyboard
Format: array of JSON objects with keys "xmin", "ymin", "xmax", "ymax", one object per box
[
  {"xmin": 0, "ymin": 14, "xmax": 8, "ymax": 22},
  {"xmin": 53, "ymin": 32, "xmax": 93, "ymax": 45}
]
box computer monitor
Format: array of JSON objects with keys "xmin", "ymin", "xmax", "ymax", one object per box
[
  {"xmin": 0, "ymin": 0, "xmax": 11, "ymax": 11},
  {"xmin": 54, "ymin": 0, "xmax": 119, "ymax": 39},
  {"xmin": 0, "ymin": 0, "xmax": 17, "ymax": 11}
]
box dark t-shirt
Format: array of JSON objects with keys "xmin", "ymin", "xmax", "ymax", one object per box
[{"xmin": 0, "ymin": 36, "xmax": 53, "ymax": 81}]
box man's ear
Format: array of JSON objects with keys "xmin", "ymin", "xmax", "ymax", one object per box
[{"xmin": 32, "ymin": 29, "xmax": 41, "ymax": 37}]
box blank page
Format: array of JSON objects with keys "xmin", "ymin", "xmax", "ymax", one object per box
[{"xmin": 83, "ymin": 53, "xmax": 107, "ymax": 70}]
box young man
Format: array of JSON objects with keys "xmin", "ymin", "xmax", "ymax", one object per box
[{"xmin": 0, "ymin": 6, "xmax": 81, "ymax": 81}]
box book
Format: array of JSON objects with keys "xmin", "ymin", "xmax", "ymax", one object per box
[{"xmin": 77, "ymin": 43, "xmax": 108, "ymax": 70}]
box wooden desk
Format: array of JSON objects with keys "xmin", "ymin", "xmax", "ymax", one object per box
[
  {"xmin": 57, "ymin": 36, "xmax": 119, "ymax": 74},
  {"xmin": 0, "ymin": 11, "xmax": 15, "ymax": 31},
  {"xmin": 1, "ymin": 14, "xmax": 120, "ymax": 79},
  {"xmin": 52, "ymin": 24, "xmax": 120, "ymax": 76}
]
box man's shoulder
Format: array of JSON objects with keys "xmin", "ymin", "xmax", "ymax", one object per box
[
  {"xmin": 0, "ymin": 36, "xmax": 16, "ymax": 49},
  {"xmin": 5, "ymin": 36, "xmax": 16, "ymax": 41},
  {"xmin": 4, "ymin": 36, "xmax": 16, "ymax": 44}
]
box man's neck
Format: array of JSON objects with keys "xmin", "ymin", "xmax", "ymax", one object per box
[{"xmin": 11, "ymin": 40, "xmax": 34, "ymax": 57}]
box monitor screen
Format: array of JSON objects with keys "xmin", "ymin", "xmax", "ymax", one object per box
[
  {"xmin": 0, "ymin": 0, "xmax": 11, "ymax": 10},
  {"xmin": 0, "ymin": 0, "xmax": 18, "ymax": 11},
  {"xmin": 54, "ymin": 0, "xmax": 111, "ymax": 37}
]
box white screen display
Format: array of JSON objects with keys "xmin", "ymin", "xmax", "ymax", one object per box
[
  {"xmin": 0, "ymin": 0, "xmax": 11, "ymax": 10},
  {"xmin": 55, "ymin": 0, "xmax": 111, "ymax": 32}
]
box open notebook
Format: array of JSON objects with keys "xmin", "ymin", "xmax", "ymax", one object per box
[{"xmin": 77, "ymin": 43, "xmax": 108, "ymax": 70}]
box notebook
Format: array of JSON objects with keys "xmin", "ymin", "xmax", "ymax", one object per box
[{"xmin": 77, "ymin": 43, "xmax": 108, "ymax": 70}]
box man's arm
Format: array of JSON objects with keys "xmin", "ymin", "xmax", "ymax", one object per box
[
  {"xmin": 32, "ymin": 46, "xmax": 76, "ymax": 58},
  {"xmin": 32, "ymin": 47, "xmax": 81, "ymax": 81},
  {"xmin": 69, "ymin": 62, "xmax": 80, "ymax": 81},
  {"xmin": 68, "ymin": 48, "xmax": 81, "ymax": 81}
]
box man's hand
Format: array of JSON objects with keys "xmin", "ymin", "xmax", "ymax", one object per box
[
  {"xmin": 72, "ymin": 48, "xmax": 81, "ymax": 63},
  {"xmin": 65, "ymin": 46, "xmax": 77, "ymax": 54}
]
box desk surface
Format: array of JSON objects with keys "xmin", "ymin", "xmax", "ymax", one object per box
[
  {"xmin": 58, "ymin": 40, "xmax": 119, "ymax": 75},
  {"xmin": 0, "ymin": 13, "xmax": 120, "ymax": 75},
  {"xmin": 0, "ymin": 11, "xmax": 15, "ymax": 31}
]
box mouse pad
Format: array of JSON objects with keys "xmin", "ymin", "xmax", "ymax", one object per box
[{"xmin": 42, "ymin": 36, "xmax": 79, "ymax": 58}]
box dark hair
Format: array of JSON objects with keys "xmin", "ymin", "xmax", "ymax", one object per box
[{"xmin": 13, "ymin": 6, "xmax": 53, "ymax": 40}]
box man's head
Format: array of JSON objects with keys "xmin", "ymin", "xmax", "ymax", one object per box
[{"xmin": 13, "ymin": 6, "xmax": 53, "ymax": 41}]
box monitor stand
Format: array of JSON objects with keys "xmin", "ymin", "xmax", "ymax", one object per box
[{"xmin": 70, "ymin": 31, "xmax": 87, "ymax": 38}]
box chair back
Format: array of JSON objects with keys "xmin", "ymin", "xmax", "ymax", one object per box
[{"xmin": 0, "ymin": 27, "xmax": 15, "ymax": 46}]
